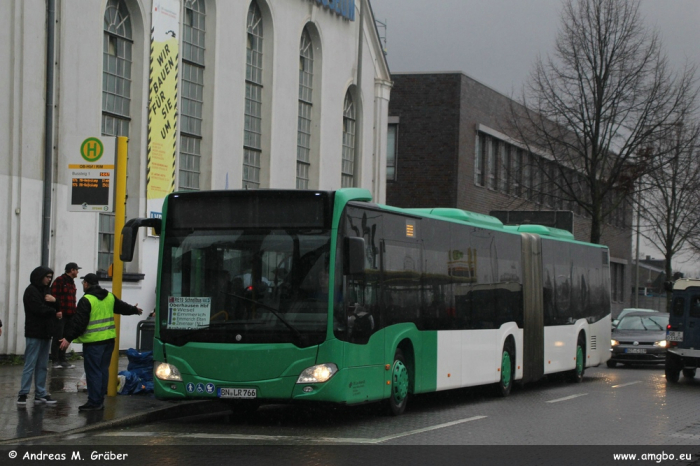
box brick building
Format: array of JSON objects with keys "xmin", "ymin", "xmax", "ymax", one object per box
[{"xmin": 385, "ymin": 72, "xmax": 633, "ymax": 315}]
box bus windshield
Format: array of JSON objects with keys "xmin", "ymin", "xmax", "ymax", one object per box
[{"xmin": 160, "ymin": 227, "xmax": 331, "ymax": 347}]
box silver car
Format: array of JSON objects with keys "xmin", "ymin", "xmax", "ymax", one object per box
[{"xmin": 608, "ymin": 311, "xmax": 669, "ymax": 368}]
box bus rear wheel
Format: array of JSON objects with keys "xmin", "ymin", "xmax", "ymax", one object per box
[
  {"xmin": 568, "ymin": 334, "xmax": 585, "ymax": 383},
  {"xmin": 496, "ymin": 342, "xmax": 514, "ymax": 397},
  {"xmin": 386, "ymin": 348, "xmax": 409, "ymax": 416},
  {"xmin": 682, "ymin": 368, "xmax": 696, "ymax": 379}
]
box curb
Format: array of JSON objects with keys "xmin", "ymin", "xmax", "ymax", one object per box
[{"xmin": 0, "ymin": 400, "xmax": 230, "ymax": 445}]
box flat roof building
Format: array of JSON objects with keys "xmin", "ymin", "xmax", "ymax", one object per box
[{"xmin": 386, "ymin": 72, "xmax": 633, "ymax": 315}]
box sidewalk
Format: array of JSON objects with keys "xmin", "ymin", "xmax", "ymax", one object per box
[{"xmin": 0, "ymin": 355, "xmax": 228, "ymax": 444}]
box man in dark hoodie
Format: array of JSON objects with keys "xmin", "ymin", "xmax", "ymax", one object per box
[
  {"xmin": 17, "ymin": 266, "xmax": 61, "ymax": 405},
  {"xmin": 59, "ymin": 273, "xmax": 142, "ymax": 411}
]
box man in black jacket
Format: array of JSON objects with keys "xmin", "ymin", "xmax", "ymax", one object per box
[
  {"xmin": 17, "ymin": 266, "xmax": 62, "ymax": 405},
  {"xmin": 60, "ymin": 273, "xmax": 142, "ymax": 411}
]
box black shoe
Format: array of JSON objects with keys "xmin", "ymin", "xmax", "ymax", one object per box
[
  {"xmin": 40, "ymin": 395, "xmax": 58, "ymax": 405},
  {"xmin": 17, "ymin": 394, "xmax": 27, "ymax": 405},
  {"xmin": 78, "ymin": 402, "xmax": 104, "ymax": 411}
]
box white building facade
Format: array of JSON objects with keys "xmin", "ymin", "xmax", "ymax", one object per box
[{"xmin": 0, "ymin": 0, "xmax": 391, "ymax": 355}]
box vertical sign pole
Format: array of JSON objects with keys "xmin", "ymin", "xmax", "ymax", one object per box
[{"xmin": 108, "ymin": 136, "xmax": 128, "ymax": 396}]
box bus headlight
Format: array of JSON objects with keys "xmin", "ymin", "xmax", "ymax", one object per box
[
  {"xmin": 654, "ymin": 340, "xmax": 668, "ymax": 348},
  {"xmin": 297, "ymin": 363, "xmax": 338, "ymax": 384},
  {"xmin": 611, "ymin": 340, "xmax": 619, "ymax": 347},
  {"xmin": 155, "ymin": 362, "xmax": 182, "ymax": 381}
]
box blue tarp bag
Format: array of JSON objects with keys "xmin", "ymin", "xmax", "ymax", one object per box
[
  {"xmin": 117, "ymin": 349, "xmax": 154, "ymax": 395},
  {"xmin": 126, "ymin": 348, "xmax": 153, "ymax": 382}
]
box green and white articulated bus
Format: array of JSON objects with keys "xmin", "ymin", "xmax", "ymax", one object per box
[{"xmin": 121, "ymin": 188, "xmax": 611, "ymax": 415}]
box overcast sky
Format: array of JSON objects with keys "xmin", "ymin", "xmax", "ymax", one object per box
[{"xmin": 370, "ymin": 0, "xmax": 700, "ymax": 98}]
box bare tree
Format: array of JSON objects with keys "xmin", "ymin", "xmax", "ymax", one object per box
[
  {"xmin": 510, "ymin": 0, "xmax": 697, "ymax": 244},
  {"xmin": 639, "ymin": 120, "xmax": 700, "ymax": 311}
]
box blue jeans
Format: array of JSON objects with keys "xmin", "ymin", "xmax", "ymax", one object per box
[
  {"xmin": 18, "ymin": 338, "xmax": 51, "ymax": 397},
  {"xmin": 83, "ymin": 340, "xmax": 115, "ymax": 406}
]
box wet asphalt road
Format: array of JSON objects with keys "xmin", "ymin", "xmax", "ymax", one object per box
[{"xmin": 18, "ymin": 364, "xmax": 700, "ymax": 447}]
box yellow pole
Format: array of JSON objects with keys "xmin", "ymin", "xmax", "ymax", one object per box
[{"xmin": 108, "ymin": 136, "xmax": 128, "ymax": 396}]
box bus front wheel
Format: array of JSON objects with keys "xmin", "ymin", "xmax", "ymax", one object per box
[{"xmin": 386, "ymin": 348, "xmax": 409, "ymax": 416}]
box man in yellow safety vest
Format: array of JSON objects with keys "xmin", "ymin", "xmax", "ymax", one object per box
[{"xmin": 59, "ymin": 273, "xmax": 142, "ymax": 411}]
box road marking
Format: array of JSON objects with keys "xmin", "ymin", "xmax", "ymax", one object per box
[
  {"xmin": 612, "ymin": 381, "xmax": 641, "ymax": 388},
  {"xmin": 669, "ymin": 433, "xmax": 700, "ymax": 440},
  {"xmin": 374, "ymin": 416, "xmax": 487, "ymax": 443},
  {"xmin": 97, "ymin": 415, "xmax": 487, "ymax": 444},
  {"xmin": 546, "ymin": 393, "xmax": 588, "ymax": 403}
]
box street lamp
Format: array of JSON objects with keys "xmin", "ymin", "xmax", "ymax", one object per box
[{"xmin": 634, "ymin": 185, "xmax": 641, "ymax": 308}]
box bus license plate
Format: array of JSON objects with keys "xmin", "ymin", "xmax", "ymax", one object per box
[
  {"xmin": 218, "ymin": 388, "xmax": 257, "ymax": 399},
  {"xmin": 667, "ymin": 331, "xmax": 683, "ymax": 342},
  {"xmin": 625, "ymin": 348, "xmax": 646, "ymax": 354}
]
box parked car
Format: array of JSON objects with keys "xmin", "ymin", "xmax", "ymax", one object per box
[
  {"xmin": 612, "ymin": 307, "xmax": 657, "ymax": 328},
  {"xmin": 608, "ymin": 311, "xmax": 669, "ymax": 368}
]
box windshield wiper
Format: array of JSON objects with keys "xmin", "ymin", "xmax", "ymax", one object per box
[
  {"xmin": 649, "ymin": 320, "xmax": 664, "ymax": 330},
  {"xmin": 226, "ymin": 292, "xmax": 303, "ymax": 340}
]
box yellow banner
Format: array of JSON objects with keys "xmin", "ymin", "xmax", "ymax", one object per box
[{"xmin": 147, "ymin": 1, "xmax": 180, "ymax": 201}]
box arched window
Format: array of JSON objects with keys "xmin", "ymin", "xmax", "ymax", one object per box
[
  {"xmin": 179, "ymin": 0, "xmax": 206, "ymax": 191},
  {"xmin": 99, "ymin": 0, "xmax": 133, "ymax": 272},
  {"xmin": 296, "ymin": 28, "xmax": 314, "ymax": 189},
  {"xmin": 341, "ymin": 91, "xmax": 356, "ymax": 187},
  {"xmin": 243, "ymin": 2, "xmax": 263, "ymax": 189}
]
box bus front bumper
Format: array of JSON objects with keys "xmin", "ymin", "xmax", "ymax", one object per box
[{"xmin": 153, "ymin": 366, "xmax": 354, "ymax": 403}]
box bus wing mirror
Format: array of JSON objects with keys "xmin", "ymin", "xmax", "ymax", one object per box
[
  {"xmin": 120, "ymin": 218, "xmax": 162, "ymax": 262},
  {"xmin": 664, "ymin": 281, "xmax": 674, "ymax": 293},
  {"xmin": 344, "ymin": 237, "xmax": 365, "ymax": 275}
]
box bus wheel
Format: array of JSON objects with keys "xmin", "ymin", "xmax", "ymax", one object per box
[
  {"xmin": 386, "ymin": 349, "xmax": 409, "ymax": 416},
  {"xmin": 496, "ymin": 342, "xmax": 514, "ymax": 397},
  {"xmin": 665, "ymin": 354, "xmax": 681, "ymax": 383},
  {"xmin": 682, "ymin": 368, "xmax": 696, "ymax": 379},
  {"xmin": 606, "ymin": 360, "xmax": 617, "ymax": 368},
  {"xmin": 568, "ymin": 335, "xmax": 585, "ymax": 383}
]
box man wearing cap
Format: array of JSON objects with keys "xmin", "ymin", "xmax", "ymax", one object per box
[
  {"xmin": 50, "ymin": 262, "xmax": 81, "ymax": 369},
  {"xmin": 17, "ymin": 266, "xmax": 60, "ymax": 405},
  {"xmin": 59, "ymin": 273, "xmax": 142, "ymax": 411}
]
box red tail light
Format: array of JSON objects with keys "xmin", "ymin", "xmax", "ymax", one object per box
[{"xmin": 667, "ymin": 324, "xmax": 672, "ymax": 330}]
